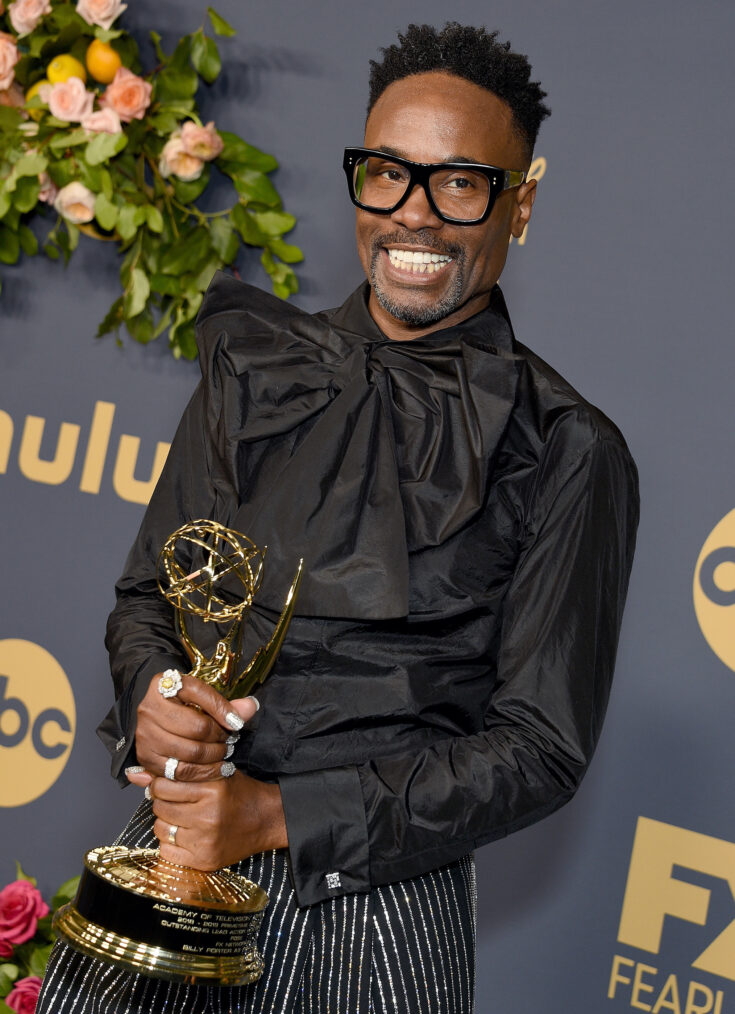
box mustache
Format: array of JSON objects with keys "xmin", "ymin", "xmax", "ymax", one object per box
[{"xmin": 370, "ymin": 230, "xmax": 464, "ymax": 260}]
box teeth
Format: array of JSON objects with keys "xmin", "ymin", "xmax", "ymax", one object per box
[{"xmin": 386, "ymin": 248, "xmax": 452, "ymax": 272}]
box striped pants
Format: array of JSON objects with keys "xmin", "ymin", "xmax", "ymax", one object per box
[{"xmin": 37, "ymin": 800, "xmax": 477, "ymax": 1013}]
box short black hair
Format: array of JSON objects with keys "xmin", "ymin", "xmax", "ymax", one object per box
[{"xmin": 368, "ymin": 23, "xmax": 550, "ymax": 159}]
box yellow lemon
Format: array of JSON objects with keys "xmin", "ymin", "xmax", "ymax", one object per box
[
  {"xmin": 47, "ymin": 54, "xmax": 87, "ymax": 85},
  {"xmin": 85, "ymin": 39, "xmax": 122, "ymax": 84},
  {"xmin": 25, "ymin": 79, "xmax": 50, "ymax": 121}
]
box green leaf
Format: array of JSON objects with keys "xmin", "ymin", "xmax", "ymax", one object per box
[
  {"xmin": 0, "ymin": 190, "xmax": 10, "ymax": 219},
  {"xmin": 28, "ymin": 32, "xmax": 52, "ymax": 58},
  {"xmin": 148, "ymin": 109, "xmax": 180, "ymax": 135},
  {"xmin": 14, "ymin": 862, "xmax": 35, "ymax": 884},
  {"xmin": 117, "ymin": 203, "xmax": 143, "ymax": 241},
  {"xmin": 48, "ymin": 127, "xmax": 88, "ymax": 152},
  {"xmin": 0, "ymin": 963, "xmax": 19, "ymax": 993},
  {"xmin": 126, "ymin": 306, "xmax": 154, "ymax": 344},
  {"xmin": 154, "ymin": 67, "xmax": 198, "ymax": 103},
  {"xmin": 0, "ymin": 225, "xmax": 20, "ymax": 265},
  {"xmin": 0, "ymin": 107, "xmax": 23, "ymax": 132},
  {"xmin": 99, "ymin": 168, "xmax": 113, "ymax": 199},
  {"xmin": 190, "ymin": 31, "xmax": 221, "ymax": 84},
  {"xmin": 94, "ymin": 192, "xmax": 118, "ymax": 231},
  {"xmin": 253, "ymin": 210, "xmax": 296, "ymax": 237},
  {"xmin": 85, "ymin": 131, "xmax": 128, "ymax": 166},
  {"xmin": 28, "ymin": 942, "xmax": 54, "ymax": 978},
  {"xmin": 207, "ymin": 7, "xmax": 236, "ymax": 36},
  {"xmin": 218, "ymin": 132, "xmax": 278, "ymax": 172},
  {"xmin": 269, "ymin": 237, "xmax": 304, "ymax": 264},
  {"xmin": 159, "ymin": 227, "xmax": 211, "ymax": 274},
  {"xmin": 145, "ymin": 205, "xmax": 163, "ymax": 233},
  {"xmin": 171, "ymin": 165, "xmax": 210, "ymax": 203},
  {"xmin": 12, "ymin": 176, "xmax": 40, "ymax": 214},
  {"xmin": 230, "ymin": 169, "xmax": 280, "ymax": 207},
  {"xmin": 65, "ymin": 221, "xmax": 80, "ymax": 252},
  {"xmin": 47, "ymin": 159, "xmax": 76, "ymax": 188},
  {"xmin": 209, "ymin": 216, "xmax": 239, "ymax": 262},
  {"xmin": 231, "ymin": 204, "xmax": 268, "ymax": 246},
  {"xmin": 95, "ymin": 27, "xmax": 124, "ymax": 42},
  {"xmin": 6, "ymin": 152, "xmax": 48, "ymax": 191},
  {"xmin": 152, "ymin": 298, "xmax": 175, "ymax": 338},
  {"xmin": 124, "ymin": 267, "xmax": 150, "ymax": 318},
  {"xmin": 44, "ymin": 241, "xmax": 60, "ymax": 260},
  {"xmin": 150, "ymin": 30, "xmax": 166, "ymax": 63},
  {"xmin": 51, "ymin": 875, "xmax": 80, "ymax": 912},
  {"xmin": 150, "ymin": 273, "xmax": 182, "ymax": 295},
  {"xmin": 96, "ymin": 296, "xmax": 124, "ymax": 337},
  {"xmin": 18, "ymin": 224, "xmax": 38, "ymax": 256}
]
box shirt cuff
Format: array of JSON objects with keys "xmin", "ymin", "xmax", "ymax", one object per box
[
  {"xmin": 96, "ymin": 654, "xmax": 186, "ymax": 783},
  {"xmin": 279, "ymin": 765, "xmax": 370, "ymax": 907}
]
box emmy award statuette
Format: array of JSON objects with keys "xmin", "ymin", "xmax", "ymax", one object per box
[{"xmin": 53, "ymin": 520, "xmax": 304, "ymax": 986}]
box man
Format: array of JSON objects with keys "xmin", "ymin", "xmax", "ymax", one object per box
[{"xmin": 38, "ymin": 22, "xmax": 638, "ymax": 1014}]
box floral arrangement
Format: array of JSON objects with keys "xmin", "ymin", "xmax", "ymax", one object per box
[
  {"xmin": 0, "ymin": 865, "xmax": 78, "ymax": 1013},
  {"xmin": 0, "ymin": 0, "xmax": 303, "ymax": 359}
]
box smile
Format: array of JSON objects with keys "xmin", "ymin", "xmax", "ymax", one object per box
[{"xmin": 385, "ymin": 247, "xmax": 454, "ymax": 275}]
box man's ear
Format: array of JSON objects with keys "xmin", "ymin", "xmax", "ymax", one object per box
[{"xmin": 510, "ymin": 179, "xmax": 537, "ymax": 238}]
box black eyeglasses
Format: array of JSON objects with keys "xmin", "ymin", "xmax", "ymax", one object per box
[{"xmin": 343, "ymin": 147, "xmax": 526, "ymax": 225}]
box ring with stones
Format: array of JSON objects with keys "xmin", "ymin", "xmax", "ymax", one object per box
[
  {"xmin": 158, "ymin": 669, "xmax": 183, "ymax": 699},
  {"xmin": 164, "ymin": 757, "xmax": 179, "ymax": 781}
]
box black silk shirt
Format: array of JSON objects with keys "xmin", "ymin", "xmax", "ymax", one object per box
[{"xmin": 98, "ymin": 272, "xmax": 639, "ymax": 907}]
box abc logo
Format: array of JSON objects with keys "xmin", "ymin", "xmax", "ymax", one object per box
[
  {"xmin": 693, "ymin": 509, "xmax": 735, "ymax": 672},
  {"xmin": 0, "ymin": 639, "xmax": 76, "ymax": 807}
]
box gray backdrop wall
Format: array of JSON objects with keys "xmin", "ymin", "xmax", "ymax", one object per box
[{"xmin": 2, "ymin": 1, "xmax": 735, "ymax": 1010}]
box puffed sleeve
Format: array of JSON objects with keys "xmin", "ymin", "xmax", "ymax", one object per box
[
  {"xmin": 279, "ymin": 434, "xmax": 639, "ymax": 905},
  {"xmin": 97, "ymin": 368, "xmax": 226, "ymax": 781}
]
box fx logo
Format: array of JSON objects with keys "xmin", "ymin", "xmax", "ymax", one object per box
[
  {"xmin": 0, "ymin": 639, "xmax": 76, "ymax": 807},
  {"xmin": 694, "ymin": 509, "xmax": 735, "ymax": 673},
  {"xmin": 618, "ymin": 817, "xmax": 735, "ymax": 982}
]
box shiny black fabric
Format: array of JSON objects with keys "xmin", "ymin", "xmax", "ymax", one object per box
[{"xmin": 99, "ymin": 273, "xmax": 639, "ymax": 907}]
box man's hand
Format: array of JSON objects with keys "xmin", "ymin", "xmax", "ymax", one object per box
[
  {"xmin": 147, "ymin": 770, "xmax": 288, "ymax": 868},
  {"xmin": 132, "ymin": 672, "xmax": 258, "ymax": 781}
]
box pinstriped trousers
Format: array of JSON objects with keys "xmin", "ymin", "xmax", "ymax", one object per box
[{"xmin": 37, "ymin": 800, "xmax": 477, "ymax": 1013}]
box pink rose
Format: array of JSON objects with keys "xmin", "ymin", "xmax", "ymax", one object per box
[
  {"xmin": 47, "ymin": 76, "xmax": 94, "ymax": 122},
  {"xmin": 0, "ymin": 881, "xmax": 49, "ymax": 948},
  {"xmin": 0, "ymin": 33, "xmax": 20, "ymax": 91},
  {"xmin": 6, "ymin": 975, "xmax": 42, "ymax": 1014},
  {"xmin": 37, "ymin": 171, "xmax": 58, "ymax": 204},
  {"xmin": 76, "ymin": 0, "xmax": 126, "ymax": 30},
  {"xmin": 81, "ymin": 106, "xmax": 121, "ymax": 134},
  {"xmin": 0, "ymin": 81, "xmax": 24, "ymax": 108},
  {"xmin": 54, "ymin": 181, "xmax": 96, "ymax": 223},
  {"xmin": 0, "ymin": 935, "xmax": 13, "ymax": 957},
  {"xmin": 180, "ymin": 120, "xmax": 223, "ymax": 162},
  {"xmin": 8, "ymin": 0, "xmax": 51, "ymax": 35},
  {"xmin": 101, "ymin": 67, "xmax": 151, "ymax": 122},
  {"xmin": 159, "ymin": 133, "xmax": 204, "ymax": 182}
]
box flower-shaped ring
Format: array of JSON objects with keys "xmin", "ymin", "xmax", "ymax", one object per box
[{"xmin": 158, "ymin": 669, "xmax": 183, "ymax": 699}]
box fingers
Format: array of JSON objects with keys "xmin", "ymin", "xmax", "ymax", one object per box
[
  {"xmin": 144, "ymin": 750, "xmax": 237, "ymax": 782},
  {"xmin": 175, "ymin": 680, "xmax": 258, "ymax": 735}
]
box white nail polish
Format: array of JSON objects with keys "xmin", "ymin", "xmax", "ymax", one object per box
[
  {"xmin": 225, "ymin": 712, "xmax": 244, "ymax": 731},
  {"xmin": 221, "ymin": 761, "xmax": 236, "ymax": 777},
  {"xmin": 226, "ymin": 733, "xmax": 240, "ymax": 745},
  {"xmin": 144, "ymin": 786, "xmax": 152, "ymax": 800},
  {"xmin": 246, "ymin": 695, "xmax": 260, "ymax": 712},
  {"xmin": 225, "ymin": 742, "xmax": 235, "ymax": 759},
  {"xmin": 125, "ymin": 766, "xmax": 145, "ymax": 776}
]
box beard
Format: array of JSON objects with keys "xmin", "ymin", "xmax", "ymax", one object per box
[{"xmin": 368, "ymin": 230, "xmax": 467, "ymax": 327}]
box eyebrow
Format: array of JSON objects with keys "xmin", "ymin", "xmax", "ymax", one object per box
[{"xmin": 373, "ymin": 145, "xmax": 487, "ymax": 166}]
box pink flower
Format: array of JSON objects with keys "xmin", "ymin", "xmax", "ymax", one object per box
[
  {"xmin": 0, "ymin": 935, "xmax": 13, "ymax": 957},
  {"xmin": 47, "ymin": 76, "xmax": 94, "ymax": 122},
  {"xmin": 180, "ymin": 121, "xmax": 223, "ymax": 162},
  {"xmin": 81, "ymin": 106, "xmax": 122, "ymax": 134},
  {"xmin": 159, "ymin": 133, "xmax": 204, "ymax": 182},
  {"xmin": 101, "ymin": 67, "xmax": 151, "ymax": 122},
  {"xmin": 6, "ymin": 976, "xmax": 43, "ymax": 1014},
  {"xmin": 54, "ymin": 181, "xmax": 96, "ymax": 223},
  {"xmin": 0, "ymin": 881, "xmax": 49, "ymax": 948},
  {"xmin": 0, "ymin": 33, "xmax": 20, "ymax": 91},
  {"xmin": 37, "ymin": 171, "xmax": 58, "ymax": 204},
  {"xmin": 8, "ymin": 0, "xmax": 51, "ymax": 35},
  {"xmin": 75, "ymin": 0, "xmax": 126, "ymax": 30}
]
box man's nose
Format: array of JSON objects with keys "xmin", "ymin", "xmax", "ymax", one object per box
[{"xmin": 390, "ymin": 182, "xmax": 443, "ymax": 231}]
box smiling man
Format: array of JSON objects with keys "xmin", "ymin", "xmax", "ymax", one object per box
[{"xmin": 38, "ymin": 23, "xmax": 639, "ymax": 1014}]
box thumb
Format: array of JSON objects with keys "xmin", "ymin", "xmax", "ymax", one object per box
[{"xmin": 229, "ymin": 696, "xmax": 260, "ymax": 723}]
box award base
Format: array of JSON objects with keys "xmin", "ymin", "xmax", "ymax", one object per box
[{"xmin": 53, "ymin": 846, "xmax": 269, "ymax": 986}]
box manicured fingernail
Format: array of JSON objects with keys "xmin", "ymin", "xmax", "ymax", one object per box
[
  {"xmin": 225, "ymin": 742, "xmax": 235, "ymax": 759},
  {"xmin": 246, "ymin": 695, "xmax": 260, "ymax": 712},
  {"xmin": 144, "ymin": 786, "xmax": 152, "ymax": 800},
  {"xmin": 221, "ymin": 761, "xmax": 236, "ymax": 777},
  {"xmin": 225, "ymin": 712, "xmax": 244, "ymax": 731},
  {"xmin": 226, "ymin": 733, "xmax": 240, "ymax": 745},
  {"xmin": 125, "ymin": 766, "xmax": 145, "ymax": 776}
]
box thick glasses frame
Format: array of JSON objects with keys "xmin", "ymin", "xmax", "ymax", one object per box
[{"xmin": 343, "ymin": 147, "xmax": 527, "ymax": 225}]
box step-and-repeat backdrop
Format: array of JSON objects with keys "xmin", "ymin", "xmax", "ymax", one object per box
[{"xmin": 2, "ymin": 0, "xmax": 734, "ymax": 1009}]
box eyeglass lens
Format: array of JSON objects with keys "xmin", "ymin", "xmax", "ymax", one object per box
[{"xmin": 353, "ymin": 155, "xmax": 491, "ymax": 221}]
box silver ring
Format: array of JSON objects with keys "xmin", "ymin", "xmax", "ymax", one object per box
[
  {"xmin": 168, "ymin": 824, "xmax": 178, "ymax": 846},
  {"xmin": 158, "ymin": 669, "xmax": 183, "ymax": 698},
  {"xmin": 164, "ymin": 757, "xmax": 179, "ymax": 781}
]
